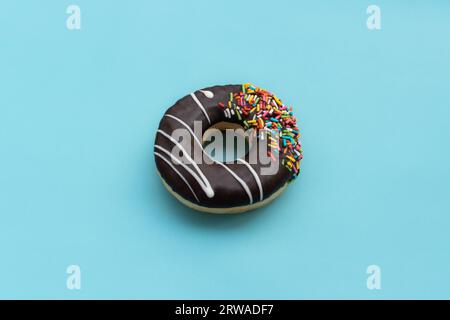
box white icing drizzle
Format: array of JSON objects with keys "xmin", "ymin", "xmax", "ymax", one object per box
[
  {"xmin": 237, "ymin": 159, "xmax": 264, "ymax": 202},
  {"xmin": 155, "ymin": 152, "xmax": 200, "ymax": 202},
  {"xmin": 216, "ymin": 162, "xmax": 253, "ymax": 205},
  {"xmin": 200, "ymin": 90, "xmax": 214, "ymax": 99},
  {"xmin": 190, "ymin": 93, "xmax": 211, "ymax": 124},
  {"xmin": 156, "ymin": 130, "xmax": 215, "ymax": 198},
  {"xmin": 163, "ymin": 114, "xmax": 253, "ymax": 204}
]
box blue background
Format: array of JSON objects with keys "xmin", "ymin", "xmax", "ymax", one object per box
[{"xmin": 1, "ymin": 0, "xmax": 449, "ymax": 299}]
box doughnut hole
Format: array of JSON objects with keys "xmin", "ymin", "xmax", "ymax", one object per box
[{"xmin": 202, "ymin": 122, "xmax": 253, "ymax": 163}]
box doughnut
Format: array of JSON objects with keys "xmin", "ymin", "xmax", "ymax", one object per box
[{"xmin": 154, "ymin": 84, "xmax": 303, "ymax": 214}]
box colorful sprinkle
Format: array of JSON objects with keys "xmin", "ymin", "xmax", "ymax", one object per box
[{"xmin": 218, "ymin": 83, "xmax": 303, "ymax": 180}]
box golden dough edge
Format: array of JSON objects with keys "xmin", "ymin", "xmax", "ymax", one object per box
[{"xmin": 157, "ymin": 172, "xmax": 288, "ymax": 214}]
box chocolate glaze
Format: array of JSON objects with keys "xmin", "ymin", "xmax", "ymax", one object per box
[{"xmin": 154, "ymin": 85, "xmax": 292, "ymax": 208}]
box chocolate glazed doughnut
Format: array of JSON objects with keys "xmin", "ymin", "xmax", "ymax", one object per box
[{"xmin": 154, "ymin": 84, "xmax": 303, "ymax": 214}]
